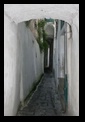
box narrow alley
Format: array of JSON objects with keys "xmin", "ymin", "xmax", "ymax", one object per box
[
  {"xmin": 17, "ymin": 73, "xmax": 62, "ymax": 116},
  {"xmin": 4, "ymin": 4, "xmax": 79, "ymax": 116}
]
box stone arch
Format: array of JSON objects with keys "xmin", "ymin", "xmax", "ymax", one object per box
[{"xmin": 4, "ymin": 4, "xmax": 79, "ymax": 26}]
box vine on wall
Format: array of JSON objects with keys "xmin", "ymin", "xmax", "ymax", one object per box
[{"xmin": 37, "ymin": 19, "xmax": 48, "ymax": 52}]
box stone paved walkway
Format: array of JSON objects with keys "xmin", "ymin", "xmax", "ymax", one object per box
[{"xmin": 17, "ymin": 73, "xmax": 62, "ymax": 116}]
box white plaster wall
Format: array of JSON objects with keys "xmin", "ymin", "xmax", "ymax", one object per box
[
  {"xmin": 66, "ymin": 14, "xmax": 79, "ymax": 116},
  {"xmin": 54, "ymin": 18, "xmax": 79, "ymax": 116},
  {"xmin": 70, "ymin": 14, "xmax": 79, "ymax": 116},
  {"xmin": 35, "ymin": 40, "xmax": 44, "ymax": 81},
  {"xmin": 28, "ymin": 19, "xmax": 38, "ymax": 39},
  {"xmin": 55, "ymin": 21, "xmax": 65, "ymax": 80},
  {"xmin": 67, "ymin": 24, "xmax": 72, "ymax": 115},
  {"xmin": 4, "ymin": 16, "xmax": 44, "ymax": 116},
  {"xmin": 57, "ymin": 22, "xmax": 66, "ymax": 79},
  {"xmin": 18, "ymin": 22, "xmax": 36, "ymax": 101},
  {"xmin": 18, "ymin": 22, "xmax": 44, "ymax": 103},
  {"xmin": 4, "ymin": 4, "xmax": 79, "ymax": 25},
  {"xmin": 4, "ymin": 14, "xmax": 21, "ymax": 116},
  {"xmin": 58, "ymin": 35, "xmax": 64, "ymax": 78}
]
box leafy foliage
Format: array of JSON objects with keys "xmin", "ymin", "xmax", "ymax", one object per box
[{"xmin": 37, "ymin": 19, "xmax": 48, "ymax": 52}]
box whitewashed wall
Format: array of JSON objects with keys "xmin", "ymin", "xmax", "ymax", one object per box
[
  {"xmin": 4, "ymin": 14, "xmax": 44, "ymax": 116},
  {"xmin": 65, "ymin": 15, "xmax": 79, "ymax": 116},
  {"xmin": 53, "ymin": 21, "xmax": 65, "ymax": 86},
  {"xmin": 18, "ymin": 22, "xmax": 44, "ymax": 102},
  {"xmin": 58, "ymin": 35, "xmax": 64, "ymax": 78},
  {"xmin": 4, "ymin": 14, "xmax": 21, "ymax": 116},
  {"xmin": 53, "ymin": 18, "xmax": 79, "ymax": 116},
  {"xmin": 67, "ymin": 24, "xmax": 72, "ymax": 115},
  {"xmin": 69, "ymin": 14, "xmax": 79, "ymax": 116}
]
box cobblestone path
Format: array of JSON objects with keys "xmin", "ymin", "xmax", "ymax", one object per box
[{"xmin": 17, "ymin": 73, "xmax": 62, "ymax": 116}]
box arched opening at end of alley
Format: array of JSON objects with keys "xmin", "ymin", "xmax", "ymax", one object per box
[{"xmin": 4, "ymin": 4, "xmax": 79, "ymax": 116}]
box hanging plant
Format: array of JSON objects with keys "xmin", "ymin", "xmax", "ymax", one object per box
[{"xmin": 37, "ymin": 19, "xmax": 48, "ymax": 52}]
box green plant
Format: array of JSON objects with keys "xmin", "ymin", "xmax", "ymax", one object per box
[{"xmin": 37, "ymin": 19, "xmax": 48, "ymax": 52}]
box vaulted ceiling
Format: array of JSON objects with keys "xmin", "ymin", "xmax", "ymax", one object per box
[{"xmin": 4, "ymin": 4, "xmax": 79, "ymax": 25}]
